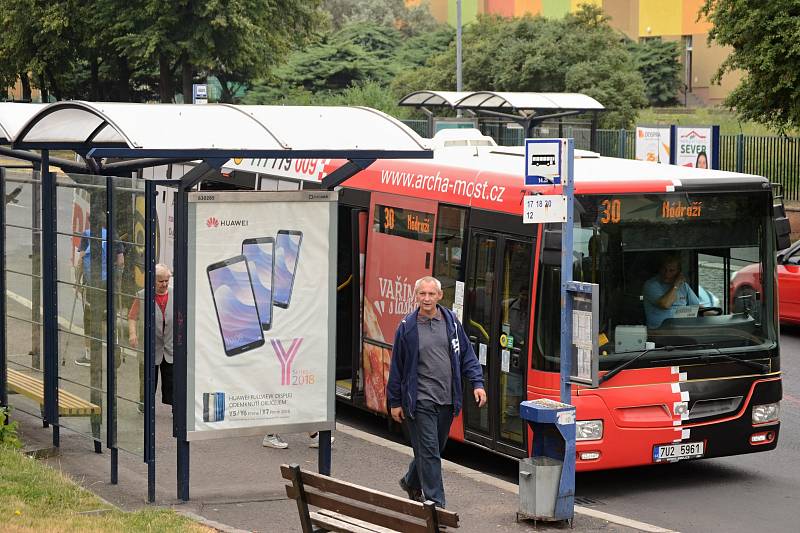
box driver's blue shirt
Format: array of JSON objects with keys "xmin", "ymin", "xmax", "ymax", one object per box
[{"xmin": 642, "ymin": 277, "xmax": 700, "ymax": 328}]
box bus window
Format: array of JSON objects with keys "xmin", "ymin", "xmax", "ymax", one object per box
[
  {"xmin": 533, "ymin": 262, "xmax": 560, "ymax": 372},
  {"xmin": 535, "ymin": 192, "xmax": 775, "ymax": 371},
  {"xmin": 433, "ymin": 205, "xmax": 467, "ymax": 308}
]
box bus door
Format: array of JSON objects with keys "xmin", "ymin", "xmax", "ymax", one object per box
[
  {"xmin": 462, "ymin": 230, "xmax": 533, "ymax": 457},
  {"xmin": 362, "ymin": 192, "xmax": 437, "ymax": 414},
  {"xmin": 335, "ymin": 205, "xmax": 368, "ymax": 402}
]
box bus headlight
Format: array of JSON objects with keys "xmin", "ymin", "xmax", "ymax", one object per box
[
  {"xmin": 752, "ymin": 402, "xmax": 780, "ymax": 424},
  {"xmin": 576, "ymin": 420, "xmax": 603, "ymax": 441}
]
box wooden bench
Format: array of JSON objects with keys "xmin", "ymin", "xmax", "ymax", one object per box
[
  {"xmin": 6, "ymin": 368, "xmax": 101, "ymax": 417},
  {"xmin": 281, "ymin": 463, "xmax": 459, "ymax": 533}
]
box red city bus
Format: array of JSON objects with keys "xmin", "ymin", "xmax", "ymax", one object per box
[{"xmin": 222, "ymin": 129, "xmax": 781, "ymax": 471}]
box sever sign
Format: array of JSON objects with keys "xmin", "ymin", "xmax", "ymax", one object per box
[{"xmin": 525, "ymin": 139, "xmax": 562, "ymax": 185}]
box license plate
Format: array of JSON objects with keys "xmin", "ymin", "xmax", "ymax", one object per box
[{"xmin": 653, "ymin": 441, "xmax": 705, "ymax": 463}]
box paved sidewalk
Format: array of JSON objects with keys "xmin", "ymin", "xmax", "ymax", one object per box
[{"xmin": 13, "ymin": 406, "xmax": 671, "ymax": 532}]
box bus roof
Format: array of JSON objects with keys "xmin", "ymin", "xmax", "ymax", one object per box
[{"xmin": 225, "ymin": 134, "xmax": 768, "ymax": 216}]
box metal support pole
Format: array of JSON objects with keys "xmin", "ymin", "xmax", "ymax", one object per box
[
  {"xmin": 556, "ymin": 139, "xmax": 576, "ymax": 522},
  {"xmin": 559, "ymin": 139, "xmax": 575, "ymax": 404},
  {"xmin": 618, "ymin": 129, "xmax": 627, "ymax": 159},
  {"xmin": 41, "ymin": 150, "xmax": 60, "ymax": 447},
  {"xmin": 31, "ymin": 166, "xmax": 41, "ymax": 370},
  {"xmin": 1, "ymin": 168, "xmax": 7, "ymax": 417},
  {"xmin": 736, "ymin": 133, "xmax": 745, "ymax": 174},
  {"xmin": 144, "ymin": 180, "xmax": 157, "ymax": 503},
  {"xmin": 318, "ymin": 430, "xmax": 332, "ymax": 476},
  {"xmin": 88, "ymin": 187, "xmax": 104, "ymax": 453},
  {"xmin": 711, "ymin": 125, "xmax": 721, "ymax": 170},
  {"xmin": 106, "ymin": 177, "xmax": 118, "ymax": 483},
  {"xmin": 456, "ymin": 0, "xmax": 463, "ymax": 117},
  {"xmin": 669, "ymin": 126, "xmax": 677, "ymax": 165},
  {"xmin": 590, "ymin": 112, "xmax": 599, "ymax": 152},
  {"xmin": 174, "ymin": 185, "xmax": 190, "ymax": 501}
]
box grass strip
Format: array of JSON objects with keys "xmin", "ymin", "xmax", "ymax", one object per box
[{"xmin": 0, "ymin": 444, "xmax": 212, "ymax": 532}]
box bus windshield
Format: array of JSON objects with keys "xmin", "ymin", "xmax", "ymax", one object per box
[{"xmin": 535, "ymin": 190, "xmax": 777, "ymax": 371}]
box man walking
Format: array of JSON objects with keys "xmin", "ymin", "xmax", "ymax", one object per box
[{"xmin": 387, "ymin": 276, "xmax": 486, "ymax": 508}]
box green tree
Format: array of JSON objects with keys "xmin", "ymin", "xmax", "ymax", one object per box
[
  {"xmin": 0, "ymin": 0, "xmax": 86, "ymax": 101},
  {"xmin": 629, "ymin": 38, "xmax": 682, "ymax": 106},
  {"xmin": 115, "ymin": 0, "xmax": 321, "ymax": 103},
  {"xmin": 701, "ymin": 0, "xmax": 800, "ymax": 131},
  {"xmin": 391, "ymin": 6, "xmax": 647, "ymax": 128},
  {"xmin": 245, "ymin": 23, "xmax": 404, "ymax": 101},
  {"xmin": 1, "ymin": 0, "xmax": 321, "ymax": 103}
]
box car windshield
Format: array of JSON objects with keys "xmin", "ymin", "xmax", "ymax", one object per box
[{"xmin": 534, "ymin": 191, "xmax": 777, "ymax": 371}]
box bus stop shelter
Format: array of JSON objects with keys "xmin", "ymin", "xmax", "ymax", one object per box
[
  {"xmin": 0, "ymin": 101, "xmax": 432, "ymax": 502},
  {"xmin": 398, "ymin": 90, "xmax": 605, "ymax": 149}
]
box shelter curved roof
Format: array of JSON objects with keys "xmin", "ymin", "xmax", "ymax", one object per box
[
  {"xmin": 397, "ymin": 91, "xmax": 472, "ymax": 108},
  {"xmin": 12, "ymin": 101, "xmax": 429, "ymax": 153},
  {"xmin": 454, "ymin": 91, "xmax": 604, "ymax": 112},
  {"xmin": 0, "ymin": 103, "xmax": 47, "ymax": 144}
]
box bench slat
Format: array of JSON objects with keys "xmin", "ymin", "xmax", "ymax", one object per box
[
  {"xmin": 286, "ymin": 484, "xmax": 430, "ymax": 533},
  {"xmin": 7, "ymin": 369, "xmax": 101, "ymax": 416},
  {"xmin": 280, "ymin": 464, "xmax": 458, "ymax": 528},
  {"xmin": 311, "ymin": 510, "xmax": 397, "ymax": 533}
]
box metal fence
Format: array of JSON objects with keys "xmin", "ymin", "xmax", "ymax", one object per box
[{"xmin": 403, "ymin": 118, "xmax": 800, "ymax": 201}]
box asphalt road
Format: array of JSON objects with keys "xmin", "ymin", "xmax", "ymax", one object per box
[{"xmin": 338, "ymin": 328, "xmax": 800, "ymax": 533}]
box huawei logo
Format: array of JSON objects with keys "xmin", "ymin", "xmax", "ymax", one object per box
[{"xmin": 205, "ymin": 216, "xmax": 249, "ymax": 228}]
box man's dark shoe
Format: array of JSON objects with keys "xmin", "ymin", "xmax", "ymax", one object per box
[{"xmin": 399, "ymin": 478, "xmax": 423, "ymax": 502}]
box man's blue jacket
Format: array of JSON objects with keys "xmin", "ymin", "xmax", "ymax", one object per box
[{"xmin": 387, "ymin": 305, "xmax": 484, "ymax": 418}]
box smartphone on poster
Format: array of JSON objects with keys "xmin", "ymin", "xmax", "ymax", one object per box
[
  {"xmin": 274, "ymin": 230, "xmax": 303, "ymax": 308},
  {"xmin": 241, "ymin": 237, "xmax": 274, "ymax": 331},
  {"xmin": 206, "ymin": 255, "xmax": 265, "ymax": 356}
]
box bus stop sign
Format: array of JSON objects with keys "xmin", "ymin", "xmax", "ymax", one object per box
[{"xmin": 525, "ymin": 139, "xmax": 564, "ymax": 185}]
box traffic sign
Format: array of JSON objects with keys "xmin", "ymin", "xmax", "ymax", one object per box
[
  {"xmin": 193, "ymin": 84, "xmax": 208, "ymax": 104},
  {"xmin": 525, "ymin": 139, "xmax": 564, "ymax": 185}
]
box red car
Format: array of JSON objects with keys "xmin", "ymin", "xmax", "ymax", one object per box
[{"xmin": 731, "ymin": 240, "xmax": 800, "ymax": 325}]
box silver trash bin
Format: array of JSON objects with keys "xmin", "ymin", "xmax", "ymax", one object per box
[{"xmin": 518, "ymin": 456, "xmax": 563, "ymax": 521}]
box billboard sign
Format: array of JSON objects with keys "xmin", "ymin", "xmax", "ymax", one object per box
[
  {"xmin": 186, "ymin": 190, "xmax": 337, "ymax": 440},
  {"xmin": 635, "ymin": 126, "xmax": 670, "ymax": 164},
  {"xmin": 675, "ymin": 126, "xmax": 713, "ymax": 168}
]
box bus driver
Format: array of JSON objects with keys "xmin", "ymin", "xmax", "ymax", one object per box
[{"xmin": 642, "ymin": 254, "xmax": 700, "ymax": 328}]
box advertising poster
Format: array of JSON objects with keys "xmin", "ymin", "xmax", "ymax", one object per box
[
  {"xmin": 360, "ymin": 194, "xmax": 436, "ymax": 414},
  {"xmin": 635, "ymin": 126, "xmax": 671, "ymax": 164},
  {"xmin": 675, "ymin": 126, "xmax": 713, "ymax": 168},
  {"xmin": 186, "ymin": 190, "xmax": 337, "ymax": 440}
]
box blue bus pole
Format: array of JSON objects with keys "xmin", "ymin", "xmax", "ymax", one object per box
[
  {"xmin": 559, "ymin": 139, "xmax": 575, "ymax": 405},
  {"xmin": 557, "ymin": 139, "xmax": 576, "ymax": 520}
]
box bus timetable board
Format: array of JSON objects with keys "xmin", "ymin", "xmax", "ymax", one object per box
[{"xmin": 568, "ymin": 282, "xmax": 599, "ymax": 387}]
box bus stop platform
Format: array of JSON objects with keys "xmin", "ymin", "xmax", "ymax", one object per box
[{"xmin": 13, "ymin": 406, "xmax": 669, "ymax": 533}]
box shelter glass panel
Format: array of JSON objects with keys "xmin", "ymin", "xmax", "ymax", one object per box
[
  {"xmin": 4, "ymin": 169, "xmax": 45, "ymax": 420},
  {"xmin": 55, "ymin": 173, "xmax": 109, "ymax": 447},
  {"xmin": 112, "ymin": 175, "xmax": 146, "ymax": 455}
]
